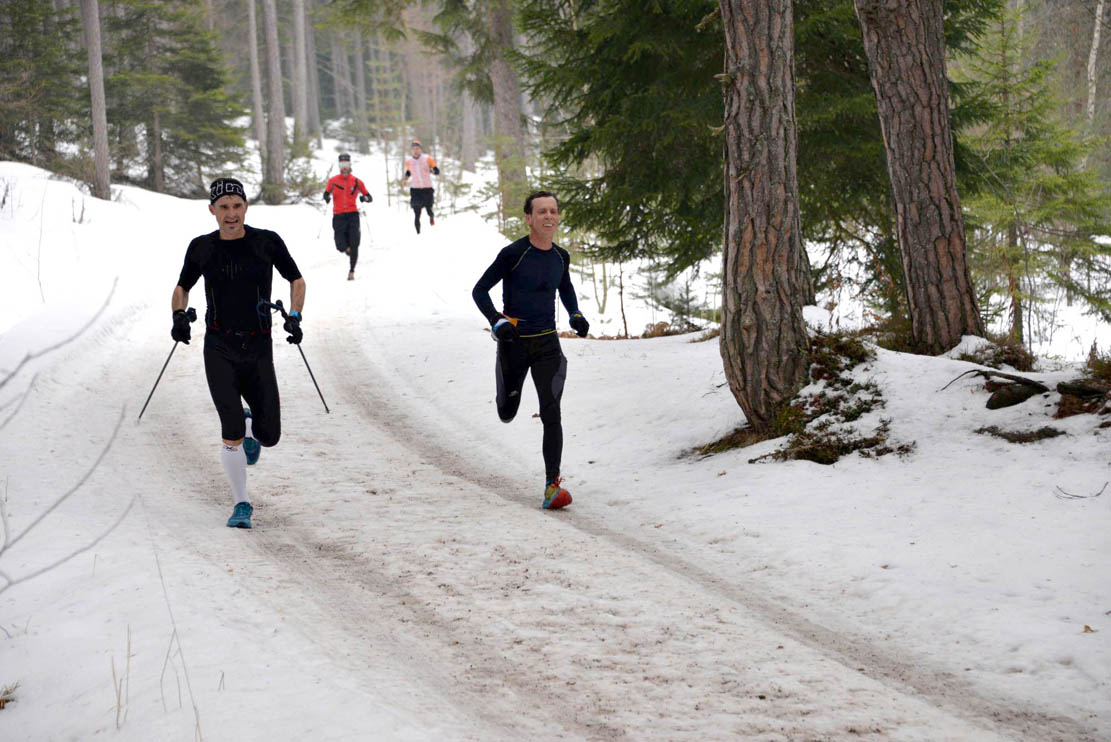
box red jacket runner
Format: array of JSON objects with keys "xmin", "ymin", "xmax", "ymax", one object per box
[{"xmin": 324, "ymin": 173, "xmax": 370, "ymax": 214}]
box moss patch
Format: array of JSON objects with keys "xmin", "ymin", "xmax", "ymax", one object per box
[
  {"xmin": 691, "ymin": 330, "xmax": 914, "ymax": 464},
  {"xmin": 975, "ymin": 425, "xmax": 1065, "ymax": 443}
]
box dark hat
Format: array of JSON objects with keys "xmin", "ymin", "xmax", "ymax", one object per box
[
  {"xmin": 411, "ymin": 139, "xmax": 421, "ymax": 147},
  {"xmin": 338, "ymin": 152, "xmax": 351, "ymax": 162},
  {"xmin": 209, "ymin": 177, "xmax": 246, "ymax": 204}
]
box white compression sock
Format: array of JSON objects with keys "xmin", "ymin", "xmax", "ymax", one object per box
[
  {"xmin": 244, "ymin": 413, "xmax": 254, "ymax": 440},
  {"xmin": 219, "ymin": 443, "xmax": 249, "ymax": 504}
]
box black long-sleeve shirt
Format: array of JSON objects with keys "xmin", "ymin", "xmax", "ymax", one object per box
[
  {"xmin": 177, "ymin": 225, "xmax": 302, "ymax": 332},
  {"xmin": 472, "ymin": 236, "xmax": 582, "ymax": 335}
]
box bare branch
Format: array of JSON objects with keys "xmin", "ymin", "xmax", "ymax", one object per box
[
  {"xmin": 0, "ymin": 277, "xmax": 118, "ymax": 392},
  {"xmin": 939, "ymin": 368, "xmax": 981, "ymax": 391},
  {"xmin": 940, "ymin": 368, "xmax": 1048, "ymax": 393},
  {"xmin": 0, "ymin": 496, "xmax": 135, "ymax": 597},
  {"xmin": 0, "ymin": 373, "xmax": 38, "ymax": 432},
  {"xmin": 1055, "ymin": 481, "xmax": 1109, "ymax": 500},
  {"xmin": 1, "ymin": 405, "xmax": 125, "ymax": 555},
  {"xmin": 1, "ymin": 477, "xmax": 9, "ymax": 552}
]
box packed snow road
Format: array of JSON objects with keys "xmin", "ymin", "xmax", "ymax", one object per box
[{"xmin": 2, "ymin": 205, "xmax": 1099, "ymax": 740}]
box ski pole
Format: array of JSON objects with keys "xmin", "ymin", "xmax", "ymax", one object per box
[
  {"xmin": 257, "ymin": 299, "xmax": 330, "ymax": 414},
  {"xmin": 137, "ymin": 307, "xmax": 196, "ymax": 421}
]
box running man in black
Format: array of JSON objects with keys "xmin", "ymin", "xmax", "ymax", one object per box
[
  {"xmin": 472, "ymin": 191, "xmax": 590, "ymax": 510},
  {"xmin": 172, "ymin": 177, "xmax": 306, "ymax": 528}
]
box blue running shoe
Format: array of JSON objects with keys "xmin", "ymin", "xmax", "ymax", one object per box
[
  {"xmin": 226, "ymin": 502, "xmax": 253, "ymax": 529},
  {"xmin": 243, "ymin": 407, "xmax": 260, "ymax": 466}
]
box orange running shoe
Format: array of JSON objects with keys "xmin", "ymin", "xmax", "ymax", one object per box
[{"xmin": 542, "ymin": 477, "xmax": 572, "ymax": 510}]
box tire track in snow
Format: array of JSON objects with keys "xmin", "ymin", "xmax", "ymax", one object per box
[
  {"xmin": 54, "ymin": 259, "xmax": 1092, "ymax": 740},
  {"xmin": 312, "ymin": 314, "xmax": 1095, "ymax": 742}
]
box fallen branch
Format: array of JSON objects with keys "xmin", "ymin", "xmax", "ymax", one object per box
[
  {"xmin": 1055, "ymin": 481, "xmax": 1108, "ymax": 500},
  {"xmin": 1, "ymin": 405, "xmax": 126, "ymax": 556},
  {"xmin": 940, "ymin": 368, "xmax": 1049, "ymax": 392},
  {"xmin": 0, "ymin": 373, "xmax": 38, "ymax": 432},
  {"xmin": 0, "ymin": 277, "xmax": 118, "ymax": 392}
]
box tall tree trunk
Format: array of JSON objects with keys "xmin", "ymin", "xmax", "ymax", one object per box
[
  {"xmin": 460, "ymin": 33, "xmax": 478, "ymax": 172},
  {"xmin": 148, "ymin": 111, "xmax": 164, "ymax": 193},
  {"xmin": 262, "ymin": 0, "xmax": 286, "ymax": 202},
  {"xmin": 854, "ymin": 0, "xmax": 983, "ymax": 353},
  {"xmin": 306, "ymin": 0, "xmax": 322, "ymax": 145},
  {"xmin": 291, "ymin": 0, "xmax": 309, "ymax": 141},
  {"xmin": 461, "ymin": 88, "xmax": 478, "ymax": 172},
  {"xmin": 247, "ymin": 0, "xmax": 268, "ymax": 170},
  {"xmin": 1006, "ymin": 223, "xmax": 1023, "ymax": 342},
  {"xmin": 80, "ymin": 0, "xmax": 110, "ymax": 199},
  {"xmin": 1087, "ymin": 0, "xmax": 1105, "ymax": 125},
  {"xmin": 330, "ymin": 34, "xmax": 350, "ymax": 119},
  {"xmin": 718, "ymin": 0, "xmax": 811, "ymax": 430},
  {"xmin": 1081, "ymin": 0, "xmax": 1105, "ymax": 170},
  {"xmin": 486, "ymin": 0, "xmax": 527, "ymax": 223},
  {"xmin": 353, "ymin": 33, "xmax": 369, "ymax": 154},
  {"xmin": 367, "ymin": 32, "xmax": 382, "ymax": 149}
]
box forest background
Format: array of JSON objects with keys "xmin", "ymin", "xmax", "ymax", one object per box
[{"xmin": 3, "ymin": 0, "xmax": 1110, "ymax": 367}]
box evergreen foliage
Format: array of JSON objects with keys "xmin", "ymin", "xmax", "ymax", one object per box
[
  {"xmin": 516, "ymin": 0, "xmax": 1003, "ymax": 289},
  {"xmin": 0, "ymin": 2, "xmax": 88, "ymax": 167},
  {"xmin": 104, "ymin": 0, "xmax": 246, "ymax": 196},
  {"xmin": 517, "ymin": 0, "xmax": 724, "ymax": 277},
  {"xmin": 956, "ymin": 7, "xmax": 1111, "ymax": 337}
]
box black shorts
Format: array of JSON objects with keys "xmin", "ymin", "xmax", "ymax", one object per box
[
  {"xmin": 332, "ymin": 211, "xmax": 360, "ymax": 251},
  {"xmin": 410, "ymin": 187, "xmax": 434, "ymax": 210},
  {"xmin": 203, "ymin": 332, "xmax": 281, "ymax": 445}
]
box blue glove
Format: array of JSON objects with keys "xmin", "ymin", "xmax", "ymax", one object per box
[
  {"xmin": 569, "ymin": 313, "xmax": 589, "ymax": 338},
  {"xmin": 492, "ymin": 318, "xmax": 518, "ymax": 342}
]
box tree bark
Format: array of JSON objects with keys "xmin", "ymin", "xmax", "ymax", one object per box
[
  {"xmin": 261, "ymin": 0, "xmax": 286, "ymax": 201},
  {"xmin": 305, "ymin": 0, "xmax": 322, "ymax": 145},
  {"xmin": 718, "ymin": 0, "xmax": 811, "ymax": 430},
  {"xmin": 247, "ymin": 0, "xmax": 268, "ymax": 169},
  {"xmin": 1087, "ymin": 0, "xmax": 1105, "ymax": 126},
  {"xmin": 353, "ymin": 33, "xmax": 370, "ymax": 154},
  {"xmin": 486, "ymin": 0, "xmax": 527, "ymax": 224},
  {"xmin": 459, "ymin": 34, "xmax": 478, "ymax": 172},
  {"xmin": 148, "ymin": 110, "xmax": 164, "ymax": 193},
  {"xmin": 291, "ymin": 0, "xmax": 309, "ymax": 141},
  {"xmin": 1006, "ymin": 223, "xmax": 1023, "ymax": 342},
  {"xmin": 330, "ymin": 34, "xmax": 350, "ymax": 119},
  {"xmin": 80, "ymin": 0, "xmax": 110, "ymax": 200},
  {"xmin": 854, "ymin": 0, "xmax": 983, "ymax": 353}
]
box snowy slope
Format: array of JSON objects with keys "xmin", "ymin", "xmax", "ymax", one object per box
[{"xmin": 0, "ymin": 155, "xmax": 1108, "ymax": 741}]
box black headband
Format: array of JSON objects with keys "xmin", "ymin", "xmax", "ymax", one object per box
[{"xmin": 209, "ymin": 178, "xmax": 246, "ymax": 204}]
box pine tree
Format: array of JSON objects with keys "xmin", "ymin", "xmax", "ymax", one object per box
[
  {"xmin": 957, "ymin": 7, "xmax": 1111, "ymax": 339},
  {"xmin": 0, "ymin": 1, "xmax": 87, "ymax": 167},
  {"xmin": 517, "ymin": 0, "xmax": 724, "ymax": 275},
  {"xmin": 104, "ymin": 0, "xmax": 245, "ymax": 196}
]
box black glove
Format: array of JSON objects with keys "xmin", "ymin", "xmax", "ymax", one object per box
[
  {"xmin": 492, "ymin": 318, "xmax": 518, "ymax": 343},
  {"xmin": 432, "ymin": 166, "xmax": 440, "ymax": 175},
  {"xmin": 570, "ymin": 313, "xmax": 590, "ymax": 338},
  {"xmin": 359, "ymin": 194, "xmax": 372, "ymax": 203},
  {"xmin": 323, "ymin": 191, "xmax": 331, "ymax": 203},
  {"xmin": 284, "ymin": 311, "xmax": 303, "ymax": 345},
  {"xmin": 171, "ymin": 309, "xmax": 193, "ymax": 344}
]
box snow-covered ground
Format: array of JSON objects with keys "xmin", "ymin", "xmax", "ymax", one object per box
[{"xmin": 1, "ymin": 151, "xmax": 1108, "ymax": 741}]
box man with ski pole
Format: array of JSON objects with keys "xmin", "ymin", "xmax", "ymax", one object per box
[
  {"xmin": 323, "ymin": 153, "xmax": 372, "ymax": 281},
  {"xmin": 472, "ymin": 191, "xmax": 590, "ymax": 510},
  {"xmin": 171, "ymin": 176, "xmax": 306, "ymax": 529}
]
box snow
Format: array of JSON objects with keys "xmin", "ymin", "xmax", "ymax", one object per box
[{"xmin": 1, "ymin": 151, "xmax": 1109, "ymax": 741}]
